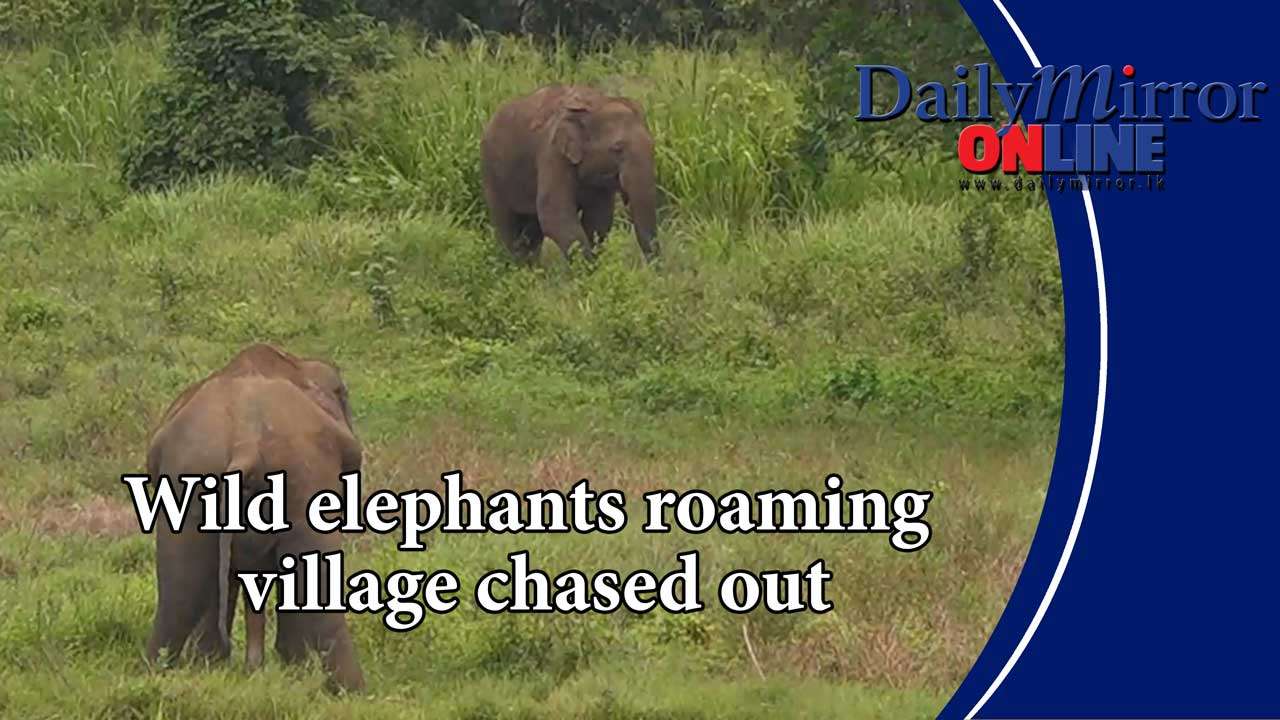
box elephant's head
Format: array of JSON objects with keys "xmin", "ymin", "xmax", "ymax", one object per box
[
  {"xmin": 297, "ymin": 359, "xmax": 355, "ymax": 432},
  {"xmin": 550, "ymin": 92, "xmax": 660, "ymax": 261}
]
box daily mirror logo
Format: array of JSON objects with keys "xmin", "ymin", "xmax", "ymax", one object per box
[{"xmin": 855, "ymin": 63, "xmax": 1267, "ymax": 185}]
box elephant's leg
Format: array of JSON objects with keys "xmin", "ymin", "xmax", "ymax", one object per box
[
  {"xmin": 515, "ymin": 215, "xmax": 545, "ymax": 264},
  {"xmin": 190, "ymin": 568, "xmax": 237, "ymax": 661},
  {"xmin": 191, "ymin": 546, "xmax": 250, "ymax": 662},
  {"xmin": 274, "ymin": 533, "xmax": 365, "ymax": 692},
  {"xmin": 244, "ymin": 605, "xmax": 266, "ymax": 671},
  {"xmin": 487, "ymin": 199, "xmax": 526, "ymax": 261},
  {"xmin": 147, "ymin": 531, "xmax": 222, "ymax": 666},
  {"xmin": 239, "ymin": 537, "xmax": 278, "ymax": 671},
  {"xmin": 276, "ymin": 609, "xmax": 362, "ymax": 692},
  {"xmin": 580, "ymin": 192, "xmax": 616, "ymax": 248},
  {"xmin": 537, "ymin": 192, "xmax": 595, "ymax": 264}
]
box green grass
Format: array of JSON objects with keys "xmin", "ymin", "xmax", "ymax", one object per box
[
  {"xmin": 0, "ymin": 0, "xmax": 168, "ymax": 47},
  {"xmin": 0, "ymin": 23, "xmax": 1059, "ymax": 720}
]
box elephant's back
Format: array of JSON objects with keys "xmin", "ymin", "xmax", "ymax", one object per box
[
  {"xmin": 238, "ymin": 376, "xmax": 359, "ymax": 522},
  {"xmin": 481, "ymin": 91, "xmax": 549, "ymax": 213},
  {"xmin": 147, "ymin": 375, "xmax": 345, "ymax": 480},
  {"xmin": 146, "ymin": 375, "xmax": 238, "ymax": 478},
  {"xmin": 484, "ymin": 84, "xmax": 573, "ymax": 136}
]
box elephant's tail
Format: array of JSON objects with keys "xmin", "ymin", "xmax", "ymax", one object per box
[{"xmin": 217, "ymin": 444, "xmax": 259, "ymax": 652}]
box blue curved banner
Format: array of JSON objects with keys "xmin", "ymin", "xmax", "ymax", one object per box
[{"xmin": 941, "ymin": 3, "xmax": 1279, "ymax": 718}]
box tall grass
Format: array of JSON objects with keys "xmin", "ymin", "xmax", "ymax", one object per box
[
  {"xmin": 0, "ymin": 33, "xmax": 164, "ymax": 165},
  {"xmin": 309, "ymin": 35, "xmax": 808, "ymax": 223}
]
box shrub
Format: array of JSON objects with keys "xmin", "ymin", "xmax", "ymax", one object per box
[
  {"xmin": 642, "ymin": 49, "xmax": 809, "ymax": 220},
  {"xmin": 354, "ymin": 237, "xmax": 402, "ymax": 328},
  {"xmin": 513, "ymin": 0, "xmax": 749, "ymax": 47},
  {"xmin": 3, "ymin": 290, "xmax": 66, "ymax": 334},
  {"xmin": 573, "ymin": 252, "xmax": 686, "ymax": 371},
  {"xmin": 825, "ymin": 356, "xmax": 881, "ymax": 410},
  {"xmin": 122, "ymin": 0, "xmax": 389, "ymax": 191},
  {"xmin": 122, "ymin": 75, "xmax": 298, "ymax": 190}
]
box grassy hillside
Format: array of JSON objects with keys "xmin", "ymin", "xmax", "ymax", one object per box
[{"xmin": 0, "ymin": 24, "xmax": 1060, "ymax": 720}]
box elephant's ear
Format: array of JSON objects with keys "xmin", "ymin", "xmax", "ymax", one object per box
[
  {"xmin": 302, "ymin": 378, "xmax": 351, "ymax": 429},
  {"xmin": 552, "ymin": 108, "xmax": 586, "ymax": 165}
]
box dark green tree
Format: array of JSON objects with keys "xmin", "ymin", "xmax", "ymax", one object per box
[
  {"xmin": 795, "ymin": 0, "xmax": 997, "ymax": 177},
  {"xmin": 123, "ymin": 0, "xmax": 389, "ymax": 191}
]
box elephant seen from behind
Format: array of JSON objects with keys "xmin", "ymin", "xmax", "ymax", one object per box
[
  {"xmin": 481, "ymin": 84, "xmax": 660, "ymax": 264},
  {"xmin": 142, "ymin": 342, "xmax": 365, "ymax": 692}
]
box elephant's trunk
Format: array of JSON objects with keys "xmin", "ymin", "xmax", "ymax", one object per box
[{"xmin": 621, "ymin": 149, "xmax": 659, "ymax": 262}]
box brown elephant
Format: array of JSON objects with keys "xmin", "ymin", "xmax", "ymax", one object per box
[
  {"xmin": 142, "ymin": 342, "xmax": 364, "ymax": 692},
  {"xmin": 480, "ymin": 83, "xmax": 659, "ymax": 265}
]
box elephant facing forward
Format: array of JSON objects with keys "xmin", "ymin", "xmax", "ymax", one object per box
[
  {"xmin": 142, "ymin": 342, "xmax": 364, "ymax": 692},
  {"xmin": 481, "ymin": 84, "xmax": 660, "ymax": 264}
]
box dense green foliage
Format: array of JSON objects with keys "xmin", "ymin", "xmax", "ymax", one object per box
[
  {"xmin": 120, "ymin": 0, "xmax": 389, "ymax": 190},
  {"xmin": 801, "ymin": 4, "xmax": 1003, "ymax": 179},
  {"xmin": 1, "ymin": 4, "xmax": 1059, "ymax": 718}
]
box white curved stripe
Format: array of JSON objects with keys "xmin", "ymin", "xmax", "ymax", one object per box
[
  {"xmin": 963, "ymin": 4, "xmax": 1109, "ymax": 719},
  {"xmin": 990, "ymin": 0, "xmax": 1042, "ymax": 68},
  {"xmin": 965, "ymin": 187, "xmax": 1108, "ymax": 719}
]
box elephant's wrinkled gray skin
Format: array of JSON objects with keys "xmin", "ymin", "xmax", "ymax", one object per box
[
  {"xmin": 481, "ymin": 84, "xmax": 659, "ymax": 264},
  {"xmin": 143, "ymin": 343, "xmax": 364, "ymax": 693}
]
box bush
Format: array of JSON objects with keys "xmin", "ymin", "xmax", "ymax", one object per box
[
  {"xmin": 825, "ymin": 356, "xmax": 881, "ymax": 410},
  {"xmin": 122, "ymin": 0, "xmax": 389, "ymax": 191},
  {"xmin": 2, "ymin": 290, "xmax": 66, "ymax": 334},
  {"xmin": 122, "ymin": 75, "xmax": 298, "ymax": 190}
]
